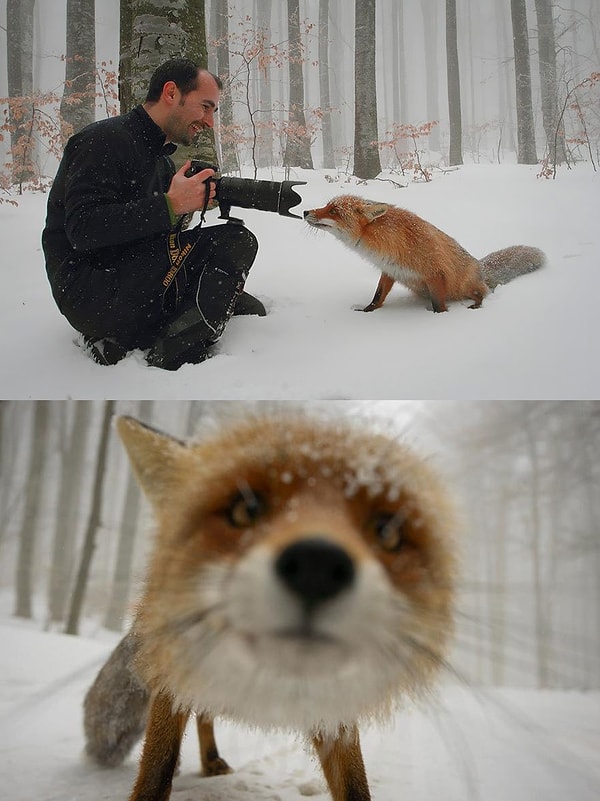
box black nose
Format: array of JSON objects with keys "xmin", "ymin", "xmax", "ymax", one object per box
[
  {"xmin": 303, "ymin": 210, "xmax": 310, "ymax": 218},
  {"xmin": 275, "ymin": 538, "xmax": 355, "ymax": 606}
]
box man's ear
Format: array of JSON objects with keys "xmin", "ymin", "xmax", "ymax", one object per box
[{"xmin": 162, "ymin": 80, "xmax": 178, "ymax": 104}]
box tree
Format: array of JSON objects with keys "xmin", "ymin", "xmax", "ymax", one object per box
[
  {"xmin": 60, "ymin": 0, "xmax": 97, "ymax": 138},
  {"xmin": 65, "ymin": 401, "xmax": 114, "ymax": 636},
  {"xmin": 446, "ymin": 0, "xmax": 463, "ymax": 166},
  {"xmin": 420, "ymin": 0, "xmax": 441, "ymax": 152},
  {"xmin": 213, "ymin": 0, "xmax": 240, "ymax": 172},
  {"xmin": 14, "ymin": 402, "xmax": 49, "ymax": 619},
  {"xmin": 283, "ymin": 0, "xmax": 314, "ymax": 169},
  {"xmin": 121, "ymin": 0, "xmax": 218, "ymax": 166},
  {"xmin": 318, "ymin": 0, "xmax": 334, "ymax": 169},
  {"xmin": 353, "ymin": 0, "xmax": 381, "ymax": 179},
  {"xmin": 510, "ymin": 0, "xmax": 538, "ymax": 163},
  {"xmin": 535, "ymin": 0, "xmax": 566, "ymax": 164},
  {"xmin": 47, "ymin": 402, "xmax": 92, "ymax": 625},
  {"xmin": 6, "ymin": 0, "xmax": 36, "ymax": 184}
]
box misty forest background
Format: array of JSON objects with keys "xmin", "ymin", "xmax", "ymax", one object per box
[
  {"xmin": 0, "ymin": 400, "xmax": 599, "ymax": 693},
  {"xmin": 1, "ymin": 0, "xmax": 599, "ymax": 196}
]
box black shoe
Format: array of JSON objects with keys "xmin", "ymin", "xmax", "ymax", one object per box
[
  {"xmin": 83, "ymin": 336, "xmax": 128, "ymax": 365},
  {"xmin": 145, "ymin": 306, "xmax": 215, "ymax": 371},
  {"xmin": 233, "ymin": 291, "xmax": 266, "ymax": 317}
]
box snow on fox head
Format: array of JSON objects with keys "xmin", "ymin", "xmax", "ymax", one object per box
[
  {"xmin": 304, "ymin": 195, "xmax": 390, "ymax": 244},
  {"xmin": 118, "ymin": 408, "xmax": 457, "ymax": 736}
]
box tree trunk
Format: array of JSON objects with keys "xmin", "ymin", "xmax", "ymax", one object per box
[
  {"xmin": 283, "ymin": 0, "xmax": 314, "ymax": 169},
  {"xmin": 510, "ymin": 0, "xmax": 538, "ymax": 163},
  {"xmin": 353, "ymin": 0, "xmax": 381, "ymax": 179},
  {"xmin": 14, "ymin": 401, "xmax": 49, "ymax": 619},
  {"xmin": 446, "ymin": 0, "xmax": 463, "ymax": 166},
  {"xmin": 60, "ymin": 0, "xmax": 97, "ymax": 139},
  {"xmin": 6, "ymin": 0, "xmax": 36, "ymax": 185},
  {"xmin": 255, "ymin": 0, "xmax": 274, "ymax": 169},
  {"xmin": 534, "ymin": 0, "xmax": 566, "ymax": 164},
  {"xmin": 119, "ymin": 0, "xmax": 134, "ymax": 113},
  {"xmin": 420, "ymin": 0, "xmax": 440, "ymax": 152},
  {"xmin": 47, "ymin": 402, "xmax": 92, "ymax": 625},
  {"xmin": 65, "ymin": 401, "xmax": 114, "ymax": 636},
  {"xmin": 214, "ymin": 0, "xmax": 240, "ymax": 172},
  {"xmin": 318, "ymin": 0, "xmax": 334, "ymax": 168}
]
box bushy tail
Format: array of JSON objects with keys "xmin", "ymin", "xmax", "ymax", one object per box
[
  {"xmin": 479, "ymin": 245, "xmax": 546, "ymax": 291},
  {"xmin": 83, "ymin": 631, "xmax": 149, "ymax": 767}
]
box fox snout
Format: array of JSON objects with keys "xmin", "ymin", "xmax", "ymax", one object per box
[{"xmin": 275, "ymin": 537, "xmax": 356, "ymax": 611}]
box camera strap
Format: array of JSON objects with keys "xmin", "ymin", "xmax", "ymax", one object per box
[{"xmin": 161, "ymin": 229, "xmax": 197, "ymax": 294}]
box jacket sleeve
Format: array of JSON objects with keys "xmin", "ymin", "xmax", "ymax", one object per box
[{"xmin": 62, "ymin": 126, "xmax": 174, "ymax": 253}]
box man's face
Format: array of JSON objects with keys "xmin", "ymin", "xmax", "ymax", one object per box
[{"xmin": 166, "ymin": 72, "xmax": 220, "ymax": 146}]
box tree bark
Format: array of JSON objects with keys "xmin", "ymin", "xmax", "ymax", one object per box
[
  {"xmin": 60, "ymin": 0, "xmax": 97, "ymax": 139},
  {"xmin": 283, "ymin": 0, "xmax": 314, "ymax": 169},
  {"xmin": 510, "ymin": 0, "xmax": 538, "ymax": 163},
  {"xmin": 446, "ymin": 0, "xmax": 463, "ymax": 166},
  {"xmin": 353, "ymin": 0, "xmax": 381, "ymax": 178}
]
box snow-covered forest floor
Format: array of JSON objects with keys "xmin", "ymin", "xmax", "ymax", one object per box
[
  {"xmin": 0, "ymin": 620, "xmax": 599, "ymax": 801},
  {"xmin": 1, "ymin": 163, "xmax": 598, "ymax": 399}
]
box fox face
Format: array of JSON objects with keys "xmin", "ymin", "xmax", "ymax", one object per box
[
  {"xmin": 304, "ymin": 196, "xmax": 390, "ymax": 244},
  {"xmin": 119, "ymin": 410, "xmax": 456, "ymax": 736}
]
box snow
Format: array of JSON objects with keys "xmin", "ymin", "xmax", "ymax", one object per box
[
  {"xmin": 1, "ymin": 163, "xmax": 598, "ymax": 400},
  {"xmin": 0, "ymin": 620, "xmax": 598, "ymax": 801}
]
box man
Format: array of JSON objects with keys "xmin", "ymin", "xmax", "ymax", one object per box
[{"xmin": 42, "ymin": 58, "xmax": 264, "ymax": 370}]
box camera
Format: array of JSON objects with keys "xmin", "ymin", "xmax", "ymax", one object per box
[{"xmin": 185, "ymin": 160, "xmax": 306, "ymax": 221}]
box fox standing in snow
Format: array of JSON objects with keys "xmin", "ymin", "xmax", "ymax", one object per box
[
  {"xmin": 83, "ymin": 409, "xmax": 457, "ymax": 801},
  {"xmin": 304, "ymin": 195, "xmax": 545, "ymax": 312}
]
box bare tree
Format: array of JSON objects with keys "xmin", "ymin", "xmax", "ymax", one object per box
[
  {"xmin": 420, "ymin": 0, "xmax": 441, "ymax": 152},
  {"xmin": 14, "ymin": 402, "xmax": 49, "ymax": 620},
  {"xmin": 60, "ymin": 0, "xmax": 97, "ymax": 138},
  {"xmin": 47, "ymin": 402, "xmax": 93, "ymax": 625},
  {"xmin": 65, "ymin": 401, "xmax": 114, "ymax": 636},
  {"xmin": 446, "ymin": 0, "xmax": 463, "ymax": 166},
  {"xmin": 510, "ymin": 0, "xmax": 538, "ymax": 163},
  {"xmin": 213, "ymin": 0, "xmax": 240, "ymax": 173},
  {"xmin": 353, "ymin": 0, "xmax": 381, "ymax": 178},
  {"xmin": 535, "ymin": 0, "xmax": 566, "ymax": 164},
  {"xmin": 6, "ymin": 0, "xmax": 36, "ymax": 184},
  {"xmin": 283, "ymin": 0, "xmax": 314, "ymax": 169},
  {"xmin": 318, "ymin": 0, "xmax": 334, "ymax": 169}
]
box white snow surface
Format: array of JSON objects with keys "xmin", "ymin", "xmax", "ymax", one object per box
[
  {"xmin": 0, "ymin": 620, "xmax": 598, "ymax": 801},
  {"xmin": 1, "ymin": 164, "xmax": 599, "ymax": 400}
]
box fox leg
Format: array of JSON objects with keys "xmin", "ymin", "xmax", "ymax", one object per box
[
  {"xmin": 128, "ymin": 690, "xmax": 188, "ymax": 801},
  {"xmin": 425, "ymin": 275, "xmax": 448, "ymax": 313},
  {"xmin": 360, "ymin": 272, "xmax": 394, "ymax": 312},
  {"xmin": 196, "ymin": 713, "xmax": 233, "ymax": 776},
  {"xmin": 312, "ymin": 725, "xmax": 371, "ymax": 801},
  {"xmin": 467, "ymin": 282, "xmax": 487, "ymax": 309}
]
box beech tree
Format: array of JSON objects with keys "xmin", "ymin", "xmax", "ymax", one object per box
[
  {"xmin": 283, "ymin": 0, "xmax": 314, "ymax": 169},
  {"xmin": 60, "ymin": 0, "xmax": 97, "ymax": 138},
  {"xmin": 535, "ymin": 0, "xmax": 566, "ymax": 164},
  {"xmin": 510, "ymin": 0, "xmax": 538, "ymax": 163},
  {"xmin": 353, "ymin": 0, "xmax": 381, "ymax": 179},
  {"xmin": 446, "ymin": 0, "xmax": 463, "ymax": 166},
  {"xmin": 6, "ymin": 0, "xmax": 36, "ymax": 184}
]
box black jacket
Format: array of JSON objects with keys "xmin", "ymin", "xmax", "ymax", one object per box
[{"xmin": 42, "ymin": 105, "xmax": 176, "ymax": 310}]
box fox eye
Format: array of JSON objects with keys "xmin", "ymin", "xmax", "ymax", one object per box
[
  {"xmin": 226, "ymin": 489, "xmax": 265, "ymax": 528},
  {"xmin": 369, "ymin": 512, "xmax": 407, "ymax": 552}
]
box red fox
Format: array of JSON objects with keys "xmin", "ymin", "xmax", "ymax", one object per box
[
  {"xmin": 83, "ymin": 409, "xmax": 457, "ymax": 801},
  {"xmin": 304, "ymin": 195, "xmax": 545, "ymax": 312}
]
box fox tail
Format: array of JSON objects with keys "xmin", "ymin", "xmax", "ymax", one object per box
[
  {"xmin": 83, "ymin": 631, "xmax": 149, "ymax": 767},
  {"xmin": 479, "ymin": 245, "xmax": 546, "ymax": 291}
]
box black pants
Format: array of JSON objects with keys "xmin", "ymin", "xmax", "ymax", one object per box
[{"xmin": 61, "ymin": 221, "xmax": 258, "ymax": 351}]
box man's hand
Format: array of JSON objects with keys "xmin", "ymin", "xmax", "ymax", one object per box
[{"xmin": 165, "ymin": 161, "xmax": 217, "ymax": 216}]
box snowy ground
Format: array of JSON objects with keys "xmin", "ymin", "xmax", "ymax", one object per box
[
  {"xmin": 1, "ymin": 163, "xmax": 598, "ymax": 400},
  {"xmin": 0, "ymin": 621, "xmax": 599, "ymax": 801}
]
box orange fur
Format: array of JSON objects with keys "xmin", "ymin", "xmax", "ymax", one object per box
[
  {"xmin": 305, "ymin": 195, "xmax": 544, "ymax": 312},
  {"xmin": 117, "ymin": 410, "xmax": 457, "ymax": 801}
]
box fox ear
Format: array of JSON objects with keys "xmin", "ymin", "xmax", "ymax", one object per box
[
  {"xmin": 116, "ymin": 416, "xmax": 188, "ymax": 509},
  {"xmin": 364, "ymin": 202, "xmax": 389, "ymax": 222}
]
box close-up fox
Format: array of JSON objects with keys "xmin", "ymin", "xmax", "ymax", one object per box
[
  {"xmin": 304, "ymin": 195, "xmax": 545, "ymax": 313},
  {"xmin": 83, "ymin": 408, "xmax": 458, "ymax": 801}
]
